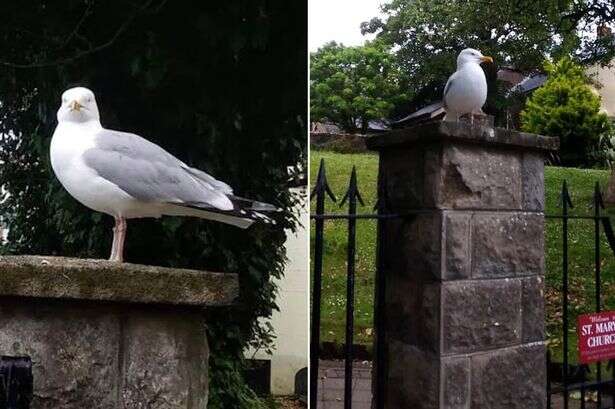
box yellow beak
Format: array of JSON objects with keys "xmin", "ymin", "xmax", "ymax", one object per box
[
  {"xmin": 481, "ymin": 55, "xmax": 494, "ymax": 64},
  {"xmin": 69, "ymin": 100, "xmax": 83, "ymax": 111}
]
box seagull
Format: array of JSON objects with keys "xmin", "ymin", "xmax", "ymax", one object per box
[
  {"xmin": 443, "ymin": 48, "xmax": 493, "ymax": 122},
  {"xmin": 50, "ymin": 87, "xmax": 275, "ymax": 262}
]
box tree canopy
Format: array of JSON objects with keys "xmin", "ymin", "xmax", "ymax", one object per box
[
  {"xmin": 362, "ymin": 0, "xmax": 615, "ymax": 107},
  {"xmin": 0, "ymin": 1, "xmax": 306, "ymax": 408},
  {"xmin": 310, "ymin": 41, "xmax": 406, "ymax": 133},
  {"xmin": 521, "ymin": 57, "xmax": 612, "ymax": 167}
]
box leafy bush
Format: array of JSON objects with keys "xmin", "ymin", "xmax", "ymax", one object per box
[
  {"xmin": 521, "ymin": 57, "xmax": 612, "ymax": 167},
  {"xmin": 0, "ymin": 2, "xmax": 306, "ymax": 408}
]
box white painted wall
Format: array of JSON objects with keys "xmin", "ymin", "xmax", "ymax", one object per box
[
  {"xmin": 246, "ymin": 187, "xmax": 309, "ymax": 395},
  {"xmin": 588, "ymin": 64, "xmax": 615, "ymax": 119}
]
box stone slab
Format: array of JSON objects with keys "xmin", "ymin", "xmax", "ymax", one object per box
[
  {"xmin": 0, "ymin": 298, "xmax": 209, "ymax": 408},
  {"xmin": 471, "ymin": 213, "xmax": 544, "ymax": 278},
  {"xmin": 0, "ymin": 255, "xmax": 238, "ymax": 307},
  {"xmin": 120, "ymin": 311, "xmax": 208, "ymax": 408},
  {"xmin": 441, "ymin": 356, "xmax": 470, "ymax": 409},
  {"xmin": 385, "ymin": 341, "xmax": 439, "ymax": 409},
  {"xmin": 521, "ymin": 276, "xmax": 545, "ymax": 343},
  {"xmin": 0, "ymin": 301, "xmax": 120, "ymax": 409},
  {"xmin": 386, "ymin": 279, "xmax": 440, "ymax": 353},
  {"xmin": 437, "ymin": 145, "xmax": 522, "ymax": 209},
  {"xmin": 441, "ymin": 279, "xmax": 522, "ymax": 354},
  {"xmin": 366, "ymin": 121, "xmax": 559, "ymax": 152},
  {"xmin": 470, "ymin": 343, "xmax": 546, "ymax": 409},
  {"xmin": 521, "ymin": 152, "xmax": 545, "ymax": 211},
  {"xmin": 379, "ymin": 148, "xmax": 426, "ymax": 209},
  {"xmin": 379, "ymin": 142, "xmax": 549, "ymax": 212},
  {"xmin": 442, "ymin": 212, "xmax": 471, "ymax": 280}
]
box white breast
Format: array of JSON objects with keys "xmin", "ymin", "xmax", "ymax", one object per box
[
  {"xmin": 50, "ymin": 123, "xmax": 162, "ymax": 218},
  {"xmin": 445, "ymin": 63, "xmax": 488, "ymax": 115}
]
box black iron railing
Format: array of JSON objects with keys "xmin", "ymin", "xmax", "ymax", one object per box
[
  {"xmin": 546, "ymin": 181, "xmax": 615, "ymax": 409},
  {"xmin": 309, "ymin": 159, "xmax": 401, "ymax": 409}
]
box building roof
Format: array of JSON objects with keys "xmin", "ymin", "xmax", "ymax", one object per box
[
  {"xmin": 509, "ymin": 74, "xmax": 548, "ymax": 94},
  {"xmin": 391, "ymin": 101, "xmax": 445, "ymax": 128},
  {"xmin": 310, "ymin": 119, "xmax": 390, "ymax": 134}
]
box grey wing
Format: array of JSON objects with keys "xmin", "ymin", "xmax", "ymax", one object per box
[
  {"xmin": 82, "ymin": 129, "xmax": 234, "ymax": 210},
  {"xmin": 181, "ymin": 165, "xmax": 233, "ymax": 195},
  {"xmin": 442, "ymin": 72, "xmax": 458, "ymax": 108}
]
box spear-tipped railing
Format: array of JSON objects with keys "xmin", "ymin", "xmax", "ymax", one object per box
[
  {"xmin": 310, "ymin": 160, "xmax": 399, "ymax": 409},
  {"xmin": 546, "ymin": 181, "xmax": 615, "ymax": 409}
]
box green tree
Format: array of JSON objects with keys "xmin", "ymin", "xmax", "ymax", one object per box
[
  {"xmin": 361, "ymin": 0, "xmax": 615, "ymax": 116},
  {"xmin": 310, "ymin": 41, "xmax": 406, "ymax": 133},
  {"xmin": 521, "ymin": 57, "xmax": 611, "ymax": 167},
  {"xmin": 0, "ymin": 2, "xmax": 306, "ymax": 408}
]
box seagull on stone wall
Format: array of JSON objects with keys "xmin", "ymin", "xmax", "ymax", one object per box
[
  {"xmin": 50, "ymin": 87, "xmax": 275, "ymax": 262},
  {"xmin": 443, "ymin": 48, "xmax": 493, "ymax": 122}
]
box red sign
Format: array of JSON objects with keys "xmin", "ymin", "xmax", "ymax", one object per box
[{"xmin": 578, "ymin": 311, "xmax": 615, "ymax": 364}]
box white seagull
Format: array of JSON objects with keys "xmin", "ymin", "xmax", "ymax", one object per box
[
  {"xmin": 50, "ymin": 87, "xmax": 275, "ymax": 262},
  {"xmin": 443, "ymin": 48, "xmax": 493, "ymax": 122}
]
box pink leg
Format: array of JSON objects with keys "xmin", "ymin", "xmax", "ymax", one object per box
[
  {"xmin": 109, "ymin": 222, "xmax": 118, "ymax": 261},
  {"xmin": 109, "ymin": 217, "xmax": 127, "ymax": 262}
]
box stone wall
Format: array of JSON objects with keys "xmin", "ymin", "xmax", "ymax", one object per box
[
  {"xmin": 0, "ymin": 255, "xmax": 238, "ymax": 408},
  {"xmin": 367, "ymin": 121, "xmax": 558, "ymax": 409}
]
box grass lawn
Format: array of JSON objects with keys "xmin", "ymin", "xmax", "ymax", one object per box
[{"xmin": 310, "ymin": 150, "xmax": 615, "ymax": 367}]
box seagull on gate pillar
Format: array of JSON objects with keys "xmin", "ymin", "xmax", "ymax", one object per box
[{"xmin": 443, "ymin": 48, "xmax": 494, "ymax": 123}]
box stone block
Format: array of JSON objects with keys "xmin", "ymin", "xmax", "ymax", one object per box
[
  {"xmin": 437, "ymin": 145, "xmax": 522, "ymax": 209},
  {"xmin": 442, "ymin": 280, "xmax": 522, "ymax": 354},
  {"xmin": 0, "ymin": 301, "xmax": 119, "ymax": 409},
  {"xmin": 380, "ymin": 148, "xmax": 426, "ymax": 210},
  {"xmin": 441, "ymin": 356, "xmax": 470, "ymax": 409},
  {"xmin": 386, "ymin": 280, "xmax": 440, "ymax": 353},
  {"xmin": 521, "ymin": 152, "xmax": 545, "ymax": 211},
  {"xmin": 521, "ymin": 276, "xmax": 545, "ymax": 343},
  {"xmin": 383, "ymin": 214, "xmax": 442, "ymax": 280},
  {"xmin": 471, "ymin": 213, "xmax": 544, "ymax": 278},
  {"xmin": 423, "ymin": 146, "xmax": 443, "ymax": 208},
  {"xmin": 470, "ymin": 343, "xmax": 546, "ymax": 409},
  {"xmin": 121, "ymin": 311, "xmax": 209, "ymax": 408},
  {"xmin": 442, "ymin": 212, "xmax": 471, "ymax": 280},
  {"xmin": 385, "ymin": 341, "xmax": 439, "ymax": 409}
]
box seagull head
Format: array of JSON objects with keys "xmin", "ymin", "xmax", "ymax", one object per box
[
  {"xmin": 457, "ymin": 48, "xmax": 493, "ymax": 68},
  {"xmin": 57, "ymin": 87, "xmax": 100, "ymax": 124}
]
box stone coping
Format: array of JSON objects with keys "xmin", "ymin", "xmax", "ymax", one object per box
[
  {"xmin": 366, "ymin": 121, "xmax": 559, "ymax": 152},
  {"xmin": 0, "ymin": 255, "xmax": 238, "ymax": 307}
]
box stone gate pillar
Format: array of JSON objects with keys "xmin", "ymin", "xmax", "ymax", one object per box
[
  {"xmin": 366, "ymin": 121, "xmax": 558, "ymax": 409},
  {"xmin": 0, "ymin": 255, "xmax": 238, "ymax": 408}
]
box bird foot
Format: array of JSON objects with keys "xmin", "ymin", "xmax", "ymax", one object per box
[{"xmin": 108, "ymin": 254, "xmax": 124, "ymax": 263}]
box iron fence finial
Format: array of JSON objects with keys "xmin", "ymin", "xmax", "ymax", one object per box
[
  {"xmin": 595, "ymin": 181, "xmax": 605, "ymax": 210},
  {"xmin": 340, "ymin": 166, "xmax": 365, "ymax": 208},
  {"xmin": 562, "ymin": 180, "xmax": 574, "ymax": 209},
  {"xmin": 310, "ymin": 158, "xmax": 336, "ymax": 202}
]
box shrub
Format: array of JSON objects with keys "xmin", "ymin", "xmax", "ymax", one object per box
[{"xmin": 521, "ymin": 57, "xmax": 612, "ymax": 167}]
